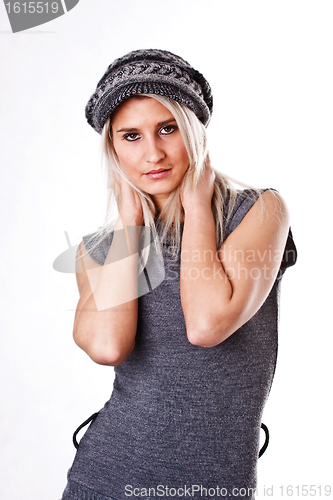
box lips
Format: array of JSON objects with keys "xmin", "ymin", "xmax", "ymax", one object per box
[
  {"xmin": 145, "ymin": 168, "xmax": 172, "ymax": 179},
  {"xmin": 146, "ymin": 168, "xmax": 169, "ymax": 174}
]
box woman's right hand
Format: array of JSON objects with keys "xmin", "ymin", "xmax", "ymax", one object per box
[{"xmin": 117, "ymin": 174, "xmax": 144, "ymax": 226}]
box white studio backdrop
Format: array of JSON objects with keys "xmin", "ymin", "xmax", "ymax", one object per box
[{"xmin": 0, "ymin": 1, "xmax": 332, "ymax": 499}]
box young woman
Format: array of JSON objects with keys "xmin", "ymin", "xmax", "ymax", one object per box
[{"xmin": 61, "ymin": 49, "xmax": 297, "ymax": 500}]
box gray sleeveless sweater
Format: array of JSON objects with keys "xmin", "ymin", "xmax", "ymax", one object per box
[{"xmin": 61, "ymin": 189, "xmax": 297, "ymax": 500}]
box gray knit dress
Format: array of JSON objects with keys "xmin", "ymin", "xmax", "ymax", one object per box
[{"xmin": 61, "ymin": 188, "xmax": 297, "ymax": 500}]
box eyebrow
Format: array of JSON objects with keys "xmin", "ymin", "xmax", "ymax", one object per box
[{"xmin": 116, "ymin": 118, "xmax": 177, "ymax": 133}]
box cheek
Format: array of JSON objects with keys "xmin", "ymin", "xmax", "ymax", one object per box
[
  {"xmin": 175, "ymin": 143, "xmax": 189, "ymax": 165},
  {"xmin": 172, "ymin": 136, "xmax": 188, "ymax": 160},
  {"xmin": 114, "ymin": 145, "xmax": 137, "ymax": 171}
]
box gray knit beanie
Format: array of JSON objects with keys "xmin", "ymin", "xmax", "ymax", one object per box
[{"xmin": 85, "ymin": 48, "xmax": 213, "ymax": 134}]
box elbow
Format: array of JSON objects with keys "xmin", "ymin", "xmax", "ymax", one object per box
[
  {"xmin": 186, "ymin": 319, "xmax": 234, "ymax": 348},
  {"xmin": 187, "ymin": 329, "xmax": 224, "ymax": 348},
  {"xmin": 87, "ymin": 345, "xmax": 127, "ymax": 366},
  {"xmin": 73, "ymin": 329, "xmax": 134, "ymax": 366}
]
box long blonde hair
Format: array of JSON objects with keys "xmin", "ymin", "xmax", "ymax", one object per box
[{"xmin": 77, "ymin": 94, "xmax": 261, "ymax": 272}]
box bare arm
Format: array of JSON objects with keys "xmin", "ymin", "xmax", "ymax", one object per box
[
  {"xmin": 180, "ymin": 190, "xmax": 290, "ymax": 347},
  {"xmin": 73, "ymin": 216, "xmax": 142, "ymax": 366}
]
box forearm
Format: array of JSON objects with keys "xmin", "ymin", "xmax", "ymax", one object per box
[
  {"xmin": 74, "ymin": 217, "xmax": 142, "ymax": 365},
  {"xmin": 180, "ymin": 204, "xmax": 232, "ymax": 346}
]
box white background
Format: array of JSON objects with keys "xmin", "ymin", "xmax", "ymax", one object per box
[{"xmin": 0, "ymin": 1, "xmax": 332, "ymax": 499}]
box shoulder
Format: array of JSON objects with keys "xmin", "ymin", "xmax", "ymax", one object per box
[
  {"xmin": 232, "ymin": 188, "xmax": 289, "ymax": 235},
  {"xmin": 224, "ymin": 187, "xmax": 284, "ymax": 240},
  {"xmin": 220, "ymin": 188, "xmax": 294, "ymax": 270},
  {"xmin": 250, "ymin": 189, "xmax": 289, "ymax": 229},
  {"xmin": 260, "ymin": 188, "xmax": 288, "ymax": 214}
]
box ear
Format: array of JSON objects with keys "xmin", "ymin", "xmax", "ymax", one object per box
[
  {"xmin": 104, "ymin": 115, "xmax": 113, "ymax": 142},
  {"xmin": 108, "ymin": 125, "xmax": 113, "ymax": 142}
]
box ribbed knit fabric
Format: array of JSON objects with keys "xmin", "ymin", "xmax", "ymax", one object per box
[
  {"xmin": 85, "ymin": 49, "xmax": 213, "ymax": 134},
  {"xmin": 61, "ymin": 188, "xmax": 297, "ymax": 500}
]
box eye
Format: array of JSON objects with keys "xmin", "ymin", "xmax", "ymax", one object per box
[
  {"xmin": 123, "ymin": 132, "xmax": 140, "ymax": 141},
  {"xmin": 160, "ymin": 125, "xmax": 177, "ymax": 135}
]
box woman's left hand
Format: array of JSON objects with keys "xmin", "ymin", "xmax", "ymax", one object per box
[{"xmin": 180, "ymin": 153, "xmax": 216, "ymax": 212}]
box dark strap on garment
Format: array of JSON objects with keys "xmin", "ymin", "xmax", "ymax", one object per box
[
  {"xmin": 73, "ymin": 411, "xmax": 100, "ymax": 450},
  {"xmin": 259, "ymin": 423, "xmax": 269, "ymax": 458},
  {"xmin": 73, "ymin": 412, "xmax": 269, "ymax": 459}
]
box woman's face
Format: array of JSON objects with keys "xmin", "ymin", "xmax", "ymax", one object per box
[{"xmin": 111, "ymin": 96, "xmax": 189, "ymax": 213}]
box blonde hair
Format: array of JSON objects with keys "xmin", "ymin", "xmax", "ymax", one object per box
[{"xmin": 77, "ymin": 94, "xmax": 262, "ymax": 272}]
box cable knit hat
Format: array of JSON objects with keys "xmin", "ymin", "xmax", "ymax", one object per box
[{"xmin": 85, "ymin": 49, "xmax": 213, "ymax": 134}]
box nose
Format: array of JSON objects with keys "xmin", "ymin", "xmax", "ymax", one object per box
[{"xmin": 144, "ymin": 137, "xmax": 166, "ymax": 164}]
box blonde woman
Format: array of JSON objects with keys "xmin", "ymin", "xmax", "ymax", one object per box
[{"xmin": 61, "ymin": 49, "xmax": 297, "ymax": 500}]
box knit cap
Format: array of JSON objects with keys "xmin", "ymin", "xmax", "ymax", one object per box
[{"xmin": 85, "ymin": 48, "xmax": 213, "ymax": 134}]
